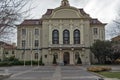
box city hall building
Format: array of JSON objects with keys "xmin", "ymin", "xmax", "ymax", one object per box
[{"xmin": 16, "ymin": 0, "xmax": 106, "ymax": 65}]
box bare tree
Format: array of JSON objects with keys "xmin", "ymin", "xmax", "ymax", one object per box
[
  {"xmin": 0, "ymin": 0, "xmax": 32, "ymax": 40},
  {"xmin": 111, "ymin": 7, "xmax": 120, "ymax": 36}
]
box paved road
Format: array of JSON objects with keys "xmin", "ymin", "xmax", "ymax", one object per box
[{"xmin": 0, "ymin": 66, "xmax": 100, "ymax": 80}]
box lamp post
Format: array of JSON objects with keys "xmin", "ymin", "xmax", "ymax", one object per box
[
  {"xmin": 23, "ymin": 47, "xmax": 26, "ymax": 66},
  {"xmin": 22, "ymin": 41, "xmax": 26, "ymax": 67},
  {"xmin": 38, "ymin": 47, "xmax": 39, "ymax": 67},
  {"xmin": 30, "ymin": 31, "xmax": 33, "ymax": 67},
  {"xmin": 31, "ymin": 49, "xmax": 33, "ymax": 67}
]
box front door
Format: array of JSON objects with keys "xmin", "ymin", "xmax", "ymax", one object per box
[{"xmin": 63, "ymin": 52, "xmax": 70, "ymax": 65}]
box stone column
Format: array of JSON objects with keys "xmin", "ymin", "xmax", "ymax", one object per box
[
  {"xmin": 48, "ymin": 48, "xmax": 52, "ymax": 65},
  {"xmin": 82, "ymin": 48, "xmax": 85, "ymax": 65},
  {"xmin": 81, "ymin": 24, "xmax": 84, "ymax": 44},
  {"xmin": 70, "ymin": 48, "xmax": 74, "ymax": 65},
  {"xmin": 59, "ymin": 24, "xmax": 63, "ymax": 44},
  {"xmin": 49, "ymin": 25, "xmax": 52, "ymax": 44},
  {"xmin": 59, "ymin": 49, "xmax": 63, "ymax": 64},
  {"xmin": 70, "ymin": 24, "xmax": 73, "ymax": 44}
]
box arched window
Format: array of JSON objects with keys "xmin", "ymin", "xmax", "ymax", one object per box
[
  {"xmin": 35, "ymin": 53, "xmax": 38, "ymax": 59},
  {"xmin": 74, "ymin": 29, "xmax": 80, "ymax": 44},
  {"xmin": 63, "ymin": 30, "xmax": 70, "ymax": 44},
  {"xmin": 52, "ymin": 30, "xmax": 59, "ymax": 44}
]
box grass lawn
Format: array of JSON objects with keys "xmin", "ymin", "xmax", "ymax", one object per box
[{"xmin": 97, "ymin": 72, "xmax": 120, "ymax": 79}]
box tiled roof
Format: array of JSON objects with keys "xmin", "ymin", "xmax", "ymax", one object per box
[
  {"xmin": 79, "ymin": 9, "xmax": 88, "ymax": 16},
  {"xmin": 43, "ymin": 9, "xmax": 88, "ymax": 16},
  {"xmin": 0, "ymin": 41, "xmax": 16, "ymax": 49},
  {"xmin": 90, "ymin": 19, "xmax": 104, "ymax": 25},
  {"xmin": 19, "ymin": 8, "xmax": 105, "ymax": 26},
  {"xmin": 44, "ymin": 9, "xmax": 53, "ymax": 16},
  {"xmin": 19, "ymin": 19, "xmax": 42, "ymax": 26}
]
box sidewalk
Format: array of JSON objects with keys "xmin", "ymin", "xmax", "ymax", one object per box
[{"xmin": 104, "ymin": 78, "xmax": 120, "ymax": 80}]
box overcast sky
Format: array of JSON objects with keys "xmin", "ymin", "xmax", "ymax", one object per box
[{"xmin": 29, "ymin": 0, "xmax": 120, "ymax": 23}]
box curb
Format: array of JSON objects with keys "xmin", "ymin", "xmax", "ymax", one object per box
[{"xmin": 89, "ymin": 72, "xmax": 120, "ymax": 80}]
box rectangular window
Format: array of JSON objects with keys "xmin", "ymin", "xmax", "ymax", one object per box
[
  {"xmin": 93, "ymin": 28, "xmax": 98, "ymax": 35},
  {"xmin": 22, "ymin": 40, "xmax": 26, "ymax": 48},
  {"xmin": 35, "ymin": 29, "xmax": 39, "ymax": 35},
  {"xmin": 35, "ymin": 40, "xmax": 39, "ymax": 47},
  {"xmin": 22, "ymin": 29, "xmax": 26, "ymax": 35}
]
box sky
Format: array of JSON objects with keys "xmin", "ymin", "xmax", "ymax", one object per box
[
  {"xmin": 29, "ymin": 0, "xmax": 120, "ymax": 23},
  {"xmin": 8, "ymin": 0, "xmax": 120, "ymax": 43}
]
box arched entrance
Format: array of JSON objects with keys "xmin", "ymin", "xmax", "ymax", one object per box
[{"xmin": 63, "ymin": 52, "xmax": 70, "ymax": 65}]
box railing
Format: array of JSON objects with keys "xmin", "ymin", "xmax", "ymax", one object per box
[{"xmin": 49, "ymin": 44, "xmax": 85, "ymax": 48}]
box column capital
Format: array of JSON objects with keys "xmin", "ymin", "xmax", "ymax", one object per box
[
  {"xmin": 71, "ymin": 48, "xmax": 74, "ymax": 51},
  {"xmin": 48, "ymin": 48, "xmax": 51, "ymax": 51},
  {"xmin": 59, "ymin": 48, "xmax": 62, "ymax": 51},
  {"xmin": 82, "ymin": 48, "xmax": 85, "ymax": 51}
]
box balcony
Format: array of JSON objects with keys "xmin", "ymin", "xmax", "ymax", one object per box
[{"xmin": 49, "ymin": 44, "xmax": 85, "ymax": 49}]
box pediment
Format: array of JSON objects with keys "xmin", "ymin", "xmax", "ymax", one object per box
[{"xmin": 51, "ymin": 8, "xmax": 81, "ymax": 18}]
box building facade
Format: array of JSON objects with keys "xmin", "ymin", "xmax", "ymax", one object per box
[
  {"xmin": 0, "ymin": 41, "xmax": 16, "ymax": 61},
  {"xmin": 17, "ymin": 0, "xmax": 106, "ymax": 65}
]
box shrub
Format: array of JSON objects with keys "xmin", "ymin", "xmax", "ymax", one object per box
[
  {"xmin": 87, "ymin": 66, "xmax": 112, "ymax": 72},
  {"xmin": 0, "ymin": 62, "xmax": 12, "ymax": 66},
  {"xmin": 11, "ymin": 61, "xmax": 24, "ymax": 65},
  {"xmin": 114, "ymin": 58, "xmax": 120, "ymax": 64}
]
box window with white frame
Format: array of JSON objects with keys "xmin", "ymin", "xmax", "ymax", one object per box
[
  {"xmin": 63, "ymin": 30, "xmax": 70, "ymax": 44},
  {"xmin": 93, "ymin": 28, "xmax": 98, "ymax": 35},
  {"xmin": 35, "ymin": 29, "xmax": 39, "ymax": 35},
  {"xmin": 22, "ymin": 29, "xmax": 26, "ymax": 35},
  {"xmin": 74, "ymin": 29, "xmax": 80, "ymax": 44},
  {"xmin": 22, "ymin": 40, "xmax": 26, "ymax": 48},
  {"xmin": 52, "ymin": 30, "xmax": 59, "ymax": 44},
  {"xmin": 35, "ymin": 40, "xmax": 39, "ymax": 47}
]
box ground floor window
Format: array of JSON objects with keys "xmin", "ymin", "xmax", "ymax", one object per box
[{"xmin": 35, "ymin": 53, "xmax": 38, "ymax": 59}]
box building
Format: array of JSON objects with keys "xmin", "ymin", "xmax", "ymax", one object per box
[
  {"xmin": 0, "ymin": 41, "xmax": 16, "ymax": 61},
  {"xmin": 112, "ymin": 35, "xmax": 120, "ymax": 42},
  {"xmin": 17, "ymin": 0, "xmax": 106, "ymax": 65}
]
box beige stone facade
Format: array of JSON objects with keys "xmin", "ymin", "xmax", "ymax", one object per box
[
  {"xmin": 0, "ymin": 41, "xmax": 16, "ymax": 61},
  {"xmin": 17, "ymin": 0, "xmax": 106, "ymax": 65}
]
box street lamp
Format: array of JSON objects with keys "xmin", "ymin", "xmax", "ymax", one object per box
[
  {"xmin": 22, "ymin": 41, "xmax": 26, "ymax": 66},
  {"xmin": 31, "ymin": 49, "xmax": 33, "ymax": 67},
  {"xmin": 23, "ymin": 47, "xmax": 26, "ymax": 66},
  {"xmin": 30, "ymin": 31, "xmax": 33, "ymax": 67},
  {"xmin": 37, "ymin": 47, "xmax": 39, "ymax": 67}
]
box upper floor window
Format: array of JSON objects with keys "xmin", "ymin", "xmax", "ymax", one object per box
[
  {"xmin": 74, "ymin": 29, "xmax": 80, "ymax": 44},
  {"xmin": 52, "ymin": 30, "xmax": 59, "ymax": 44},
  {"xmin": 22, "ymin": 40, "xmax": 26, "ymax": 48},
  {"xmin": 63, "ymin": 30, "xmax": 70, "ymax": 44},
  {"xmin": 35, "ymin": 40, "xmax": 39, "ymax": 47},
  {"xmin": 35, "ymin": 29, "xmax": 39, "ymax": 35},
  {"xmin": 22, "ymin": 29, "xmax": 26, "ymax": 35},
  {"xmin": 93, "ymin": 28, "xmax": 98, "ymax": 35}
]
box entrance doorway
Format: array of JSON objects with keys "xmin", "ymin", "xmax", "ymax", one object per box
[{"xmin": 63, "ymin": 52, "xmax": 70, "ymax": 65}]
